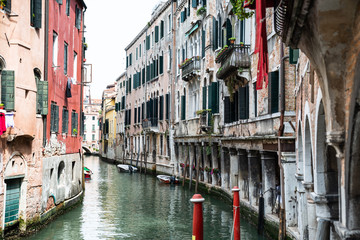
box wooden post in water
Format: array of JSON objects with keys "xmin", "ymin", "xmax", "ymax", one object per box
[
  {"xmin": 140, "ymin": 152, "xmax": 143, "ymax": 173},
  {"xmin": 182, "ymin": 147, "xmax": 189, "ymax": 187},
  {"xmin": 195, "ymin": 144, "xmax": 201, "ymax": 193}
]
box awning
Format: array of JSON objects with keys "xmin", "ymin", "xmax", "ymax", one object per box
[{"xmin": 185, "ymin": 21, "xmax": 201, "ymax": 37}]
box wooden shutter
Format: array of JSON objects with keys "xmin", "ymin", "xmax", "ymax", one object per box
[
  {"xmin": 4, "ymin": 0, "xmax": 11, "ymax": 12},
  {"xmin": 203, "ymin": 0, "xmax": 206, "ymax": 6},
  {"xmin": 192, "ymin": 0, "xmax": 197, "ymax": 7},
  {"xmin": 146, "ymin": 35, "xmax": 150, "ymax": 50},
  {"xmin": 155, "ymin": 26, "xmax": 159, "ymax": 43},
  {"xmin": 142, "ymin": 68, "xmax": 145, "ymax": 84},
  {"xmin": 202, "ymin": 29, "xmax": 205, "ymax": 58},
  {"xmin": 269, "ymin": 71, "xmax": 279, "ymax": 114},
  {"xmin": 207, "ymin": 84, "xmax": 212, "ymax": 111},
  {"xmin": 181, "ymin": 11, "xmax": 185, "ymax": 23},
  {"xmin": 62, "ymin": 108, "xmax": 67, "ymax": 133},
  {"xmin": 165, "ymin": 93, "xmax": 170, "ymax": 120},
  {"xmin": 211, "ymin": 82, "xmax": 219, "ymax": 113},
  {"xmin": 34, "ymin": 0, "xmax": 42, "ymax": 28},
  {"xmin": 75, "ymin": 7, "xmax": 81, "ymax": 29},
  {"xmin": 38, "ymin": 81, "xmax": 48, "ymax": 115},
  {"xmin": 202, "ymin": 86, "xmax": 207, "ymax": 109},
  {"xmin": 54, "ymin": 105, "xmax": 59, "ymax": 133},
  {"xmin": 245, "ymin": 85, "xmax": 249, "ymax": 119},
  {"xmin": 159, "ymin": 95, "xmax": 164, "ymax": 120},
  {"xmin": 289, "ymin": 48, "xmax": 299, "ymax": 64},
  {"xmin": 134, "ymin": 108, "xmax": 137, "ymax": 124},
  {"xmin": 160, "ymin": 56, "xmax": 164, "ymax": 74},
  {"xmin": 1, "ymin": 70, "xmax": 15, "ymax": 111},
  {"xmin": 138, "ymin": 106, "xmax": 141, "ymax": 123},
  {"xmin": 224, "ymin": 97, "xmax": 231, "ymax": 124},
  {"xmin": 239, "ymin": 87, "xmax": 247, "ymax": 119},
  {"xmin": 181, "ymin": 95, "xmax": 186, "ymax": 120},
  {"xmin": 160, "ymin": 20, "xmax": 164, "ymax": 38},
  {"xmin": 226, "ymin": 18, "xmax": 232, "ymax": 45}
]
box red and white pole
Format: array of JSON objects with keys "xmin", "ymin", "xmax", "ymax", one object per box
[
  {"xmin": 232, "ymin": 186, "xmax": 241, "ymax": 240},
  {"xmin": 190, "ymin": 194, "xmax": 205, "ymax": 240}
]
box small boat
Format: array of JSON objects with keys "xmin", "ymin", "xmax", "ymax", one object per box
[
  {"xmin": 157, "ymin": 175, "xmax": 180, "ymax": 184},
  {"xmin": 117, "ymin": 164, "xmax": 138, "ymax": 173},
  {"xmin": 84, "ymin": 167, "xmax": 93, "ymax": 179}
]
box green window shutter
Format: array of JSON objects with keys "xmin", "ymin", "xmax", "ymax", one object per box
[
  {"xmin": 289, "ymin": 48, "xmax": 299, "ymax": 64},
  {"xmin": 133, "ymin": 74, "xmax": 136, "ymax": 89},
  {"xmin": 75, "ymin": 7, "xmax": 81, "ymax": 29},
  {"xmin": 202, "ymin": 86, "xmax": 207, "ymax": 109},
  {"xmin": 239, "ymin": 87, "xmax": 247, "ymax": 119},
  {"xmin": 212, "ymin": 18, "xmax": 218, "ymax": 50},
  {"xmin": 62, "ymin": 108, "xmax": 66, "ymax": 133},
  {"xmin": 1, "ymin": 70, "xmax": 15, "ymax": 111},
  {"xmin": 129, "ymin": 53, "xmax": 132, "ymax": 66},
  {"xmin": 126, "ymin": 56, "xmax": 128, "ymax": 68},
  {"xmin": 245, "ymin": 85, "xmax": 249, "ymax": 119},
  {"xmin": 138, "ymin": 106, "xmax": 141, "ymax": 123},
  {"xmin": 38, "ymin": 81, "xmax": 48, "ymax": 115},
  {"xmin": 160, "ymin": 20, "xmax": 164, "ymax": 38},
  {"xmin": 142, "ymin": 68, "xmax": 145, "ymax": 84},
  {"xmin": 165, "ymin": 93, "xmax": 170, "ymax": 120},
  {"xmin": 181, "ymin": 95, "xmax": 186, "ymax": 120},
  {"xmin": 160, "ymin": 56, "xmax": 164, "ymax": 74},
  {"xmin": 226, "ymin": 18, "xmax": 232, "ymax": 45},
  {"xmin": 159, "ymin": 95, "xmax": 164, "ymax": 120},
  {"xmin": 203, "ymin": 0, "xmax": 206, "ymax": 6},
  {"xmin": 34, "ymin": 0, "xmax": 42, "ymax": 28},
  {"xmin": 155, "ymin": 26, "xmax": 159, "ymax": 43},
  {"xmin": 129, "ymin": 77, "xmax": 132, "ymax": 91},
  {"xmin": 54, "ymin": 105, "xmax": 59, "ymax": 133},
  {"xmin": 269, "ymin": 71, "xmax": 279, "ymax": 114},
  {"xmin": 211, "ymin": 82, "xmax": 219, "ymax": 113},
  {"xmin": 57, "ymin": 0, "xmax": 63, "ymax": 4},
  {"xmin": 146, "ymin": 36, "xmax": 150, "ymax": 50},
  {"xmin": 207, "ymin": 84, "xmax": 212, "ymax": 110},
  {"xmin": 64, "ymin": 43, "xmax": 68, "ymax": 75},
  {"xmin": 202, "ymin": 29, "xmax": 205, "ymax": 58},
  {"xmin": 4, "ymin": 0, "xmax": 11, "ymax": 13},
  {"xmin": 192, "ymin": 0, "xmax": 197, "ymax": 8},
  {"xmin": 181, "ymin": 11, "xmax": 185, "ymax": 23},
  {"xmin": 224, "ymin": 97, "xmax": 231, "ymax": 123},
  {"xmin": 134, "ymin": 108, "xmax": 137, "ymax": 124}
]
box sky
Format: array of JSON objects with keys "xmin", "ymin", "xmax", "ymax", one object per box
[{"xmin": 85, "ymin": 0, "xmax": 161, "ymax": 99}]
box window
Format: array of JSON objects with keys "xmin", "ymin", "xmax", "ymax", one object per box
[
  {"xmin": 92, "ymin": 124, "xmax": 95, "ymax": 131},
  {"xmin": 71, "ymin": 111, "xmax": 79, "ymax": 135},
  {"xmin": 35, "ymin": 70, "xmax": 48, "ymax": 115},
  {"xmin": 62, "ymin": 107, "xmax": 69, "ymax": 134},
  {"xmin": 92, "ymin": 116, "xmax": 95, "ymax": 120},
  {"xmin": 66, "ymin": 0, "xmax": 70, "ymax": 16},
  {"xmin": 30, "ymin": 0, "xmax": 42, "ymax": 28},
  {"xmin": 1, "ymin": 0, "xmax": 11, "ymax": 13},
  {"xmin": 1, "ymin": 70, "xmax": 15, "ymax": 111},
  {"xmin": 268, "ymin": 71, "xmax": 279, "ymax": 114},
  {"xmin": 50, "ymin": 103, "xmax": 59, "ymax": 133},
  {"xmin": 168, "ymin": 14, "xmax": 172, "ymax": 33},
  {"xmin": 75, "ymin": 6, "xmax": 81, "ymax": 29},
  {"xmin": 136, "ymin": 48, "xmax": 138, "ymax": 60},
  {"xmin": 92, "ymin": 134, "xmax": 95, "ymax": 141},
  {"xmin": 64, "ymin": 42, "xmax": 68, "ymax": 75},
  {"xmin": 168, "ymin": 46, "xmax": 171, "ymax": 70},
  {"xmin": 83, "ymin": 135, "xmax": 86, "ymax": 141},
  {"xmin": 53, "ymin": 32, "xmax": 58, "ymax": 67},
  {"xmin": 160, "ymin": 20, "xmax": 164, "ymax": 39},
  {"xmin": 139, "ymin": 44, "xmax": 141, "ymax": 57},
  {"xmin": 151, "ymin": 32, "xmax": 154, "ymax": 47},
  {"xmin": 73, "ymin": 52, "xmax": 77, "ymax": 81},
  {"xmin": 56, "ymin": 0, "xmax": 62, "ymax": 4},
  {"xmin": 160, "ymin": 135, "xmax": 163, "ymax": 155}
]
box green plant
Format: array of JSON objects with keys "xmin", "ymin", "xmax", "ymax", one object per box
[
  {"xmin": 230, "ymin": 0, "xmax": 255, "ymax": 20},
  {"xmin": 206, "ymin": 146, "xmax": 212, "ymax": 156},
  {"xmin": 216, "ymin": 45, "xmax": 229, "ymax": 60},
  {"xmin": 0, "ymin": 103, "xmax": 4, "ymax": 106},
  {"xmin": 226, "ymin": 76, "xmax": 236, "ymax": 102},
  {"xmin": 196, "ymin": 109, "xmax": 211, "ymax": 115},
  {"xmin": 229, "ymin": 37, "xmax": 236, "ymax": 41},
  {"xmin": 196, "ymin": 6, "xmax": 206, "ymax": 16},
  {"xmin": 73, "ymin": 128, "xmax": 78, "ymax": 135}
]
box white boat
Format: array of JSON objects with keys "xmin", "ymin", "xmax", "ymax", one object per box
[
  {"xmin": 157, "ymin": 175, "xmax": 180, "ymax": 184},
  {"xmin": 117, "ymin": 164, "xmax": 138, "ymax": 173}
]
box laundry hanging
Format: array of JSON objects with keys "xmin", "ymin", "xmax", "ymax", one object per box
[
  {"xmin": 66, "ymin": 78, "xmax": 72, "ymax": 98},
  {"xmin": 0, "ymin": 112, "xmax": 6, "ymax": 135},
  {"xmin": 5, "ymin": 112, "xmax": 14, "ymax": 128}
]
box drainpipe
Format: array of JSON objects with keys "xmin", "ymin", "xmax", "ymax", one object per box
[
  {"xmin": 278, "ymin": 42, "xmax": 289, "ymax": 240},
  {"xmin": 43, "ymin": 0, "xmax": 49, "ymax": 148}
]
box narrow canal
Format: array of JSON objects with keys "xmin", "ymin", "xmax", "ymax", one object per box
[{"xmin": 27, "ymin": 155, "xmax": 267, "ymax": 240}]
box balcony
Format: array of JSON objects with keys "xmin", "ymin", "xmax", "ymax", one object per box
[
  {"xmin": 142, "ymin": 118, "xmax": 158, "ymax": 132},
  {"xmin": 181, "ymin": 56, "xmax": 201, "ymax": 82},
  {"xmin": 215, "ymin": 44, "xmax": 250, "ymax": 80},
  {"xmin": 199, "ymin": 111, "xmax": 212, "ymax": 133}
]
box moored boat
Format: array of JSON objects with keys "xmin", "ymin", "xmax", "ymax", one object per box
[
  {"xmin": 157, "ymin": 175, "xmax": 180, "ymax": 184},
  {"xmin": 84, "ymin": 167, "xmax": 93, "ymax": 179},
  {"xmin": 117, "ymin": 164, "xmax": 138, "ymax": 173}
]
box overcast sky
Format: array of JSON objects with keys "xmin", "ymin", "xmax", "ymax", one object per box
[{"xmin": 85, "ymin": 0, "xmax": 161, "ymax": 99}]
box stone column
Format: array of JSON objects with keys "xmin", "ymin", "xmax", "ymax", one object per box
[
  {"xmin": 229, "ymin": 148, "xmax": 239, "ymax": 190},
  {"xmin": 211, "ymin": 144, "xmax": 219, "ymax": 186},
  {"xmin": 203, "ymin": 143, "xmax": 211, "ymax": 184},
  {"xmin": 281, "ymin": 152, "xmax": 297, "ymax": 227},
  {"xmin": 189, "ymin": 143, "xmax": 195, "ymax": 182},
  {"xmin": 238, "ymin": 150, "xmax": 249, "ymax": 200},
  {"xmin": 221, "ymin": 148, "xmax": 230, "ymax": 190},
  {"xmin": 247, "ymin": 150, "xmax": 261, "ymax": 207},
  {"xmin": 260, "ymin": 151, "xmax": 278, "ymax": 215}
]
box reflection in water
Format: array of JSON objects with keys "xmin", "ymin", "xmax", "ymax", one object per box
[{"xmin": 26, "ymin": 156, "xmax": 267, "ymax": 240}]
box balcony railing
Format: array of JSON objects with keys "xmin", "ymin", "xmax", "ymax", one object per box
[
  {"xmin": 199, "ymin": 111, "xmax": 212, "ymax": 132},
  {"xmin": 181, "ymin": 56, "xmax": 201, "ymax": 81},
  {"xmin": 216, "ymin": 44, "xmax": 251, "ymax": 80},
  {"xmin": 142, "ymin": 118, "xmax": 158, "ymax": 130}
]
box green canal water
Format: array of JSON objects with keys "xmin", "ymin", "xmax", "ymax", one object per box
[{"xmin": 26, "ymin": 155, "xmax": 267, "ymax": 240}]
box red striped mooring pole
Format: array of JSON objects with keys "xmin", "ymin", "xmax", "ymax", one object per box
[
  {"xmin": 232, "ymin": 186, "xmax": 241, "ymax": 240},
  {"xmin": 190, "ymin": 194, "xmax": 205, "ymax": 240}
]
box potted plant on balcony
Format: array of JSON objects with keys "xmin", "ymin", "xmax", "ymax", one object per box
[
  {"xmin": 230, "ymin": 0, "xmax": 255, "ymax": 20},
  {"xmin": 229, "ymin": 37, "xmax": 236, "ymax": 45},
  {"xmin": 196, "ymin": 6, "xmax": 206, "ymax": 17},
  {"xmin": 73, "ymin": 128, "xmax": 78, "ymax": 135},
  {"xmin": 0, "ymin": 103, "xmax": 4, "ymax": 110}
]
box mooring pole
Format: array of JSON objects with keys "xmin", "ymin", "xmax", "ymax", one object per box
[
  {"xmin": 232, "ymin": 186, "xmax": 241, "ymax": 240},
  {"xmin": 191, "ymin": 194, "xmax": 205, "ymax": 240},
  {"xmin": 258, "ymin": 194, "xmax": 265, "ymax": 235}
]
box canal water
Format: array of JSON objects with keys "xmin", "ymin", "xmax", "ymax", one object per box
[{"xmin": 27, "ymin": 155, "xmax": 267, "ymax": 240}]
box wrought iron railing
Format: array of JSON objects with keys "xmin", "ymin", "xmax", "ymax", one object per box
[
  {"xmin": 215, "ymin": 44, "xmax": 251, "ymax": 65},
  {"xmin": 181, "ymin": 56, "xmax": 201, "ymax": 81},
  {"xmin": 142, "ymin": 118, "xmax": 158, "ymax": 129},
  {"xmin": 274, "ymin": 0, "xmax": 292, "ymax": 41}
]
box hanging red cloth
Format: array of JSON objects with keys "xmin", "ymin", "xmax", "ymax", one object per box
[
  {"xmin": 0, "ymin": 113, "xmax": 6, "ymax": 135},
  {"xmin": 254, "ymin": 0, "xmax": 269, "ymax": 90}
]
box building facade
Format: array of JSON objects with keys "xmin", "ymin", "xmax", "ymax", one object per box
[
  {"xmin": 83, "ymin": 99, "xmax": 101, "ymax": 152},
  {"xmin": 0, "ymin": 0, "xmax": 86, "ymax": 237}
]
